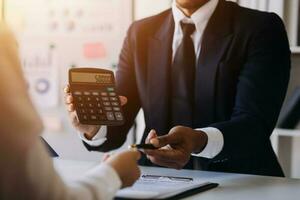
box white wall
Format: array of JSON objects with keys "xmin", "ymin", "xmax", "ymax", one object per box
[{"xmin": 134, "ymin": 0, "xmax": 172, "ymax": 20}]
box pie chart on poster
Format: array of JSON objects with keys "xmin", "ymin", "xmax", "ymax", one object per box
[{"xmin": 35, "ymin": 79, "xmax": 50, "ymax": 94}]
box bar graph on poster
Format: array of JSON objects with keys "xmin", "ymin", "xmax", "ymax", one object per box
[{"xmin": 5, "ymin": 0, "xmax": 133, "ymax": 108}]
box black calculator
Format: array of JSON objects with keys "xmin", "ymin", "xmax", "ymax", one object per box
[{"xmin": 69, "ymin": 68, "xmax": 125, "ymax": 126}]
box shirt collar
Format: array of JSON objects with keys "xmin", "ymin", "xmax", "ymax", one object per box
[{"xmin": 172, "ymin": 0, "xmax": 219, "ymax": 33}]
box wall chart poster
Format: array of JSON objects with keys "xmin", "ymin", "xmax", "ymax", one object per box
[{"xmin": 5, "ymin": 0, "xmax": 133, "ymax": 108}]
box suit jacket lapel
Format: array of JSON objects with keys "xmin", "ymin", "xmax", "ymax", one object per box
[
  {"xmin": 147, "ymin": 10, "xmax": 174, "ymax": 134},
  {"xmin": 194, "ymin": 0, "xmax": 235, "ymax": 127}
]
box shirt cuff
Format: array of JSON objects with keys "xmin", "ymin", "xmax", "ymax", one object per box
[
  {"xmin": 79, "ymin": 163, "xmax": 122, "ymax": 200},
  {"xmin": 78, "ymin": 126, "xmax": 107, "ymax": 147},
  {"xmin": 192, "ymin": 127, "xmax": 224, "ymax": 159}
]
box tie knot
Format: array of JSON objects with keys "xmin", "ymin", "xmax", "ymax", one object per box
[{"xmin": 181, "ymin": 22, "xmax": 196, "ymax": 36}]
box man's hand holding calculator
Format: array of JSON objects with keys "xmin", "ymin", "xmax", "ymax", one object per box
[
  {"xmin": 65, "ymin": 67, "xmax": 127, "ymax": 140},
  {"xmin": 64, "ymin": 85, "xmax": 127, "ymax": 140}
]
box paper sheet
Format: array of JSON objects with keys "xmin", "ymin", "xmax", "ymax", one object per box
[{"xmin": 116, "ymin": 174, "xmax": 210, "ymax": 199}]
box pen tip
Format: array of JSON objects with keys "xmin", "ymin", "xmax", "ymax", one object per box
[{"xmin": 129, "ymin": 144, "xmax": 137, "ymax": 149}]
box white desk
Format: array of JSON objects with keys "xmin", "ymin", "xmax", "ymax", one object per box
[{"xmin": 54, "ymin": 158, "xmax": 300, "ymax": 200}]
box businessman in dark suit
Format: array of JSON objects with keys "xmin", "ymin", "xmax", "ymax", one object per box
[{"xmin": 65, "ymin": 0, "xmax": 290, "ymax": 177}]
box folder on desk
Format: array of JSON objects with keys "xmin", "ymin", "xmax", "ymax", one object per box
[
  {"xmin": 115, "ymin": 174, "xmax": 218, "ymax": 200},
  {"xmin": 41, "ymin": 137, "xmax": 59, "ymax": 157}
]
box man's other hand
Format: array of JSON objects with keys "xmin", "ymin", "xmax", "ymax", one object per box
[{"xmin": 144, "ymin": 126, "xmax": 208, "ymax": 169}]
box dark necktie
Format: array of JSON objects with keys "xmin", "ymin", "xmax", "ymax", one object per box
[{"xmin": 171, "ymin": 22, "xmax": 196, "ymax": 127}]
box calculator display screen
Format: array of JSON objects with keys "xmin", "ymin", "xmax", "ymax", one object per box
[{"xmin": 72, "ymin": 72, "xmax": 113, "ymax": 84}]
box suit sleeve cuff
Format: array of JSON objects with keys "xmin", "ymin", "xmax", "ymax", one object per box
[
  {"xmin": 78, "ymin": 126, "xmax": 107, "ymax": 147},
  {"xmin": 192, "ymin": 127, "xmax": 224, "ymax": 159}
]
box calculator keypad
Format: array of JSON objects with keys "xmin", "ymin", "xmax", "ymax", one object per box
[{"xmin": 72, "ymin": 87, "xmax": 124, "ymax": 125}]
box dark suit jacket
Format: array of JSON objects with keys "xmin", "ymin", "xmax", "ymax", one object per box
[{"xmin": 85, "ymin": 0, "xmax": 291, "ymax": 177}]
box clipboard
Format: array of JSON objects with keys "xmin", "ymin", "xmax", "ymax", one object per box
[
  {"xmin": 163, "ymin": 182, "xmax": 218, "ymax": 200},
  {"xmin": 115, "ymin": 182, "xmax": 218, "ymax": 200},
  {"xmin": 115, "ymin": 174, "xmax": 219, "ymax": 200}
]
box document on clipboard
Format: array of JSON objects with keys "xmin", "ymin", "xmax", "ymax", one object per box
[{"xmin": 115, "ymin": 174, "xmax": 218, "ymax": 200}]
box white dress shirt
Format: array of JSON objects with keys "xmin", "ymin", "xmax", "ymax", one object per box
[{"xmin": 80, "ymin": 0, "xmax": 224, "ymax": 159}]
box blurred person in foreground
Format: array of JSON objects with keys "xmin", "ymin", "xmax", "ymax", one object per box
[{"xmin": 0, "ymin": 23, "xmax": 141, "ymax": 200}]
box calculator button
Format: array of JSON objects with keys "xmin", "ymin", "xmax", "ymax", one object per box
[
  {"xmin": 82, "ymin": 115, "xmax": 88, "ymax": 121},
  {"xmin": 88, "ymin": 103, "xmax": 94, "ymax": 108},
  {"xmin": 89, "ymin": 109, "xmax": 95, "ymax": 114},
  {"xmin": 76, "ymin": 96, "xmax": 83, "ymax": 101},
  {"xmin": 79, "ymin": 103, "xmax": 85, "ymax": 107},
  {"xmin": 101, "ymin": 92, "xmax": 108, "ymax": 96},
  {"xmin": 80, "ymin": 109, "xmax": 87, "ymax": 114},
  {"xmin": 107, "ymin": 87, "xmax": 115, "ymax": 92},
  {"xmin": 98, "ymin": 109, "xmax": 103, "ymax": 114},
  {"xmin": 102, "ymin": 97, "xmax": 109, "ymax": 101},
  {"xmin": 104, "ymin": 107, "xmax": 112, "ymax": 111},
  {"xmin": 115, "ymin": 112, "xmax": 124, "ymax": 121},
  {"xmin": 106, "ymin": 112, "xmax": 115, "ymax": 120},
  {"xmin": 86, "ymin": 97, "xmax": 92, "ymax": 101},
  {"xmin": 84, "ymin": 91, "xmax": 91, "ymax": 96},
  {"xmin": 73, "ymin": 91, "xmax": 82, "ymax": 96},
  {"xmin": 96, "ymin": 103, "xmax": 101, "ymax": 108},
  {"xmin": 103, "ymin": 102, "xmax": 111, "ymax": 106},
  {"xmin": 95, "ymin": 97, "xmax": 101, "ymax": 102},
  {"xmin": 113, "ymin": 107, "xmax": 120, "ymax": 111},
  {"xmin": 90, "ymin": 115, "xmax": 97, "ymax": 120},
  {"xmin": 110, "ymin": 97, "xmax": 118, "ymax": 101},
  {"xmin": 111, "ymin": 102, "xmax": 119, "ymax": 106},
  {"xmin": 92, "ymin": 91, "xmax": 100, "ymax": 96},
  {"xmin": 109, "ymin": 92, "xmax": 116, "ymax": 96}
]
